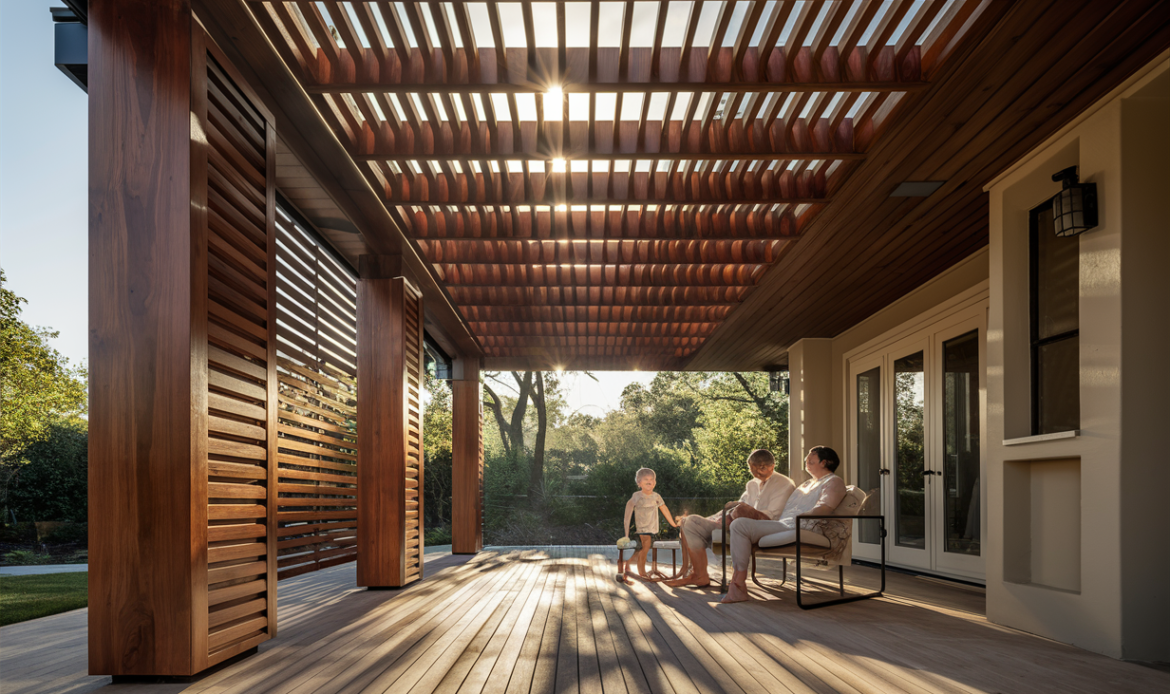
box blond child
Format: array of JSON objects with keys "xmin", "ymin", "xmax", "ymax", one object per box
[{"xmin": 620, "ymin": 468, "xmax": 678, "ymax": 580}]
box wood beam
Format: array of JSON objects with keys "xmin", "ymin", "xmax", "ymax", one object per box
[
  {"xmin": 439, "ymin": 264, "xmax": 766, "ymax": 288},
  {"xmin": 457, "ymin": 305, "xmax": 735, "ymax": 323},
  {"xmin": 305, "ymin": 81, "xmax": 931, "ymax": 95},
  {"xmin": 355, "ymin": 152, "xmax": 865, "ymax": 163},
  {"xmin": 397, "ymin": 197, "xmax": 827, "ymax": 207},
  {"xmin": 446, "ymin": 286, "xmax": 751, "ymax": 305},
  {"xmin": 357, "ymin": 258, "xmax": 425, "ymax": 588},
  {"xmin": 90, "ymin": 4, "xmax": 279, "ymax": 676},
  {"xmin": 451, "ymin": 358, "xmax": 483, "ymax": 555}
]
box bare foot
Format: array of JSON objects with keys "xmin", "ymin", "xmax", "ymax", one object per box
[{"xmin": 720, "ymin": 581, "xmax": 750, "ymax": 603}]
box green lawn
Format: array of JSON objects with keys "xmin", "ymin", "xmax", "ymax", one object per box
[{"xmin": 0, "ymin": 572, "xmax": 88, "ymax": 627}]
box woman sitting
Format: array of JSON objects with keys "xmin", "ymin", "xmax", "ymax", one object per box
[{"xmin": 721, "ymin": 446, "xmax": 846, "ymax": 603}]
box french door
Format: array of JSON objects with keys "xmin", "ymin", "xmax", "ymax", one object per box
[{"xmin": 850, "ymin": 312, "xmax": 985, "ymax": 581}]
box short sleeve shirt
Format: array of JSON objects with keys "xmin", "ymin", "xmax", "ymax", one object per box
[
  {"xmin": 630, "ymin": 491, "xmax": 665, "ymax": 534},
  {"xmin": 739, "ymin": 473, "xmax": 795, "ymax": 520}
]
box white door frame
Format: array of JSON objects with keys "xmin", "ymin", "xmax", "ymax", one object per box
[
  {"xmin": 846, "ymin": 293, "xmax": 989, "ymax": 582},
  {"xmin": 929, "ymin": 313, "xmax": 987, "ymax": 579},
  {"xmin": 886, "ymin": 335, "xmax": 932, "ymax": 570},
  {"xmin": 848, "ymin": 352, "xmax": 886, "ymax": 564}
]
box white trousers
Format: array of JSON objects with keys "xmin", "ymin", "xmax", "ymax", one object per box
[{"xmin": 729, "ymin": 518, "xmax": 789, "ymax": 572}]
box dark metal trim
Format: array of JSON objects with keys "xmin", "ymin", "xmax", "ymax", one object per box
[{"xmin": 795, "ymin": 514, "xmax": 886, "ymax": 609}]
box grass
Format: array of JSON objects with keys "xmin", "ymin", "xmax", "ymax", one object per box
[{"xmin": 0, "ymin": 572, "xmax": 88, "ymax": 627}]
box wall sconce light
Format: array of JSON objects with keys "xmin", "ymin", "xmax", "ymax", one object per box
[
  {"xmin": 1051, "ymin": 166, "xmax": 1098, "ymax": 237},
  {"xmin": 768, "ymin": 370, "xmax": 789, "ymax": 395}
]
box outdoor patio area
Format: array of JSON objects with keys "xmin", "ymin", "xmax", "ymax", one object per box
[{"xmin": 4, "ymin": 547, "xmax": 1166, "ymax": 694}]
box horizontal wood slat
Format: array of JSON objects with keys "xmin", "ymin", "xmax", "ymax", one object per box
[{"xmin": 276, "ymin": 204, "xmax": 360, "ymax": 580}]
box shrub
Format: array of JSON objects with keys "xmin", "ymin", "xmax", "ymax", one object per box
[
  {"xmin": 425, "ymin": 525, "xmax": 452, "ymax": 546},
  {"xmin": 41, "ymin": 522, "xmax": 87, "ymax": 545},
  {"xmin": 2, "ymin": 549, "xmax": 52, "ymax": 565},
  {"xmin": 6, "ymin": 419, "xmax": 88, "ymax": 523}
]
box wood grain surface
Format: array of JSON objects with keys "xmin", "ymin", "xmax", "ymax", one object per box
[{"xmin": 11, "ymin": 547, "xmax": 1170, "ymax": 693}]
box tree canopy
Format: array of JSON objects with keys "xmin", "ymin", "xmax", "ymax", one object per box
[
  {"xmin": 424, "ymin": 368, "xmax": 789, "ymax": 545},
  {"xmin": 0, "ymin": 271, "xmax": 88, "ymax": 465}
]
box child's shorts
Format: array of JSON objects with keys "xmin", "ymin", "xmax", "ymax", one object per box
[{"xmin": 628, "ymin": 533, "xmax": 656, "ymax": 550}]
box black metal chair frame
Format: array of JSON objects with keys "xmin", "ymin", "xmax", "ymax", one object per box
[{"xmin": 719, "ymin": 507, "xmax": 887, "ymax": 609}]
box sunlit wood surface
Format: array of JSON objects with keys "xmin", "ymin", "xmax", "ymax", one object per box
[{"xmin": 3, "ymin": 547, "xmax": 1167, "ymax": 694}]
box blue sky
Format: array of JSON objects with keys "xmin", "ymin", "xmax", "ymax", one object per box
[
  {"xmin": 0, "ymin": 0, "xmax": 89, "ymax": 369},
  {"xmin": 0, "ymin": 1, "xmax": 653, "ymax": 413}
]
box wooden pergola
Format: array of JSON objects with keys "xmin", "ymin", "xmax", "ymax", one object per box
[{"xmin": 82, "ymin": 0, "xmax": 1170, "ymax": 680}]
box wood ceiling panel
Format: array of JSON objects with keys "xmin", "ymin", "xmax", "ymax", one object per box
[{"xmin": 688, "ymin": 0, "xmax": 1170, "ymax": 370}]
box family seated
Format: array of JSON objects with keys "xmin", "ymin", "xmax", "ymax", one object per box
[{"xmin": 664, "ymin": 446, "xmax": 846, "ymax": 604}]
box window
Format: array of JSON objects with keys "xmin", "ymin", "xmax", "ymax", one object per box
[{"xmin": 1029, "ymin": 203, "xmax": 1080, "ymax": 434}]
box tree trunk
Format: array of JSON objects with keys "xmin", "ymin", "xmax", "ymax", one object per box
[
  {"xmin": 481, "ymin": 384, "xmax": 512, "ymax": 456},
  {"xmin": 529, "ymin": 372, "xmax": 547, "ymax": 501},
  {"xmin": 507, "ymin": 371, "xmax": 533, "ymax": 453}
]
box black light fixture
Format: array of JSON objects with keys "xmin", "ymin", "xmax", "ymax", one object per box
[
  {"xmin": 1051, "ymin": 166, "xmax": 1098, "ymax": 237},
  {"xmin": 768, "ymin": 369, "xmax": 789, "ymax": 395}
]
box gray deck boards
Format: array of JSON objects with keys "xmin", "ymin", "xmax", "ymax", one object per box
[{"xmin": 1, "ymin": 546, "xmax": 1165, "ymax": 694}]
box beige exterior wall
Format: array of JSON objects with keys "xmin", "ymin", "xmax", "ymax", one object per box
[
  {"xmin": 786, "ymin": 248, "xmax": 990, "ymax": 484},
  {"xmin": 984, "ymin": 57, "xmax": 1169, "ymax": 661}
]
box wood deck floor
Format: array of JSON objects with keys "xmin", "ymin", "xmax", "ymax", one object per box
[{"xmin": 2, "ymin": 547, "xmax": 1167, "ymax": 694}]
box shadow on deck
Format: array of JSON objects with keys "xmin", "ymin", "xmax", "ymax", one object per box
[{"xmin": 1, "ymin": 546, "xmax": 1164, "ymax": 693}]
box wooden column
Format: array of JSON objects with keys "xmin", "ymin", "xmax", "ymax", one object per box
[
  {"xmin": 451, "ymin": 358, "xmax": 484, "ymax": 554},
  {"xmin": 89, "ymin": 1, "xmax": 278, "ymax": 676},
  {"xmin": 358, "ymin": 255, "xmax": 426, "ymax": 587}
]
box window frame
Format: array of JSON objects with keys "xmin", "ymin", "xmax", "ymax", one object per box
[{"xmin": 1028, "ymin": 201, "xmax": 1080, "ymax": 435}]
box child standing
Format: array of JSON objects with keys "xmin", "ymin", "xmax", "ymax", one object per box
[{"xmin": 621, "ymin": 468, "xmax": 678, "ymax": 580}]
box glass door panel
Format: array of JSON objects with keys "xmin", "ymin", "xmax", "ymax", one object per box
[
  {"xmin": 894, "ymin": 352, "xmax": 926, "ymax": 550},
  {"xmin": 856, "ymin": 366, "xmax": 882, "ymax": 545},
  {"xmin": 943, "ymin": 330, "xmax": 981, "ymax": 557}
]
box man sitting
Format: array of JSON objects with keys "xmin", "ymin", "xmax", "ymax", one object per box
[
  {"xmin": 721, "ymin": 445, "xmax": 847, "ymax": 603},
  {"xmin": 665, "ymin": 449, "xmax": 794, "ymax": 588}
]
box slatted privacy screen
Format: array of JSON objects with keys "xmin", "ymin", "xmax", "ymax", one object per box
[
  {"xmin": 404, "ymin": 282, "xmax": 425, "ymax": 582},
  {"xmin": 274, "ymin": 207, "xmax": 361, "ymax": 580},
  {"xmin": 199, "ymin": 45, "xmax": 278, "ymax": 665}
]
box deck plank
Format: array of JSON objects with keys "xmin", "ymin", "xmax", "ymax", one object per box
[{"xmin": 4, "ymin": 547, "xmax": 1170, "ymax": 694}]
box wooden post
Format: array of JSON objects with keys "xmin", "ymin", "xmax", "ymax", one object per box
[
  {"xmin": 89, "ymin": 0, "xmax": 278, "ymax": 675},
  {"xmin": 451, "ymin": 358, "xmax": 484, "ymax": 554},
  {"xmin": 358, "ymin": 255, "xmax": 426, "ymax": 587}
]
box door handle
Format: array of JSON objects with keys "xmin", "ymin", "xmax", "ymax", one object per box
[{"xmin": 878, "ymin": 468, "xmax": 891, "ymax": 476}]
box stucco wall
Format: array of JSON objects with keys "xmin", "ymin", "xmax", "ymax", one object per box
[{"xmin": 984, "ymin": 57, "xmax": 1169, "ymax": 661}]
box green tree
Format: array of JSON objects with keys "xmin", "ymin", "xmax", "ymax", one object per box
[
  {"xmin": 0, "ymin": 270, "xmax": 88, "ymax": 464},
  {"xmin": 6, "ymin": 419, "xmax": 88, "ymax": 523},
  {"xmin": 422, "ymin": 374, "xmax": 453, "ymax": 530}
]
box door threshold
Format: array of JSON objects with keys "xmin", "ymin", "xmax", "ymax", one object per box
[{"xmin": 852, "ymin": 559, "xmax": 985, "ymax": 590}]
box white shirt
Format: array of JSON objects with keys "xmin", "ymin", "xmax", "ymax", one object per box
[
  {"xmin": 776, "ymin": 473, "xmax": 846, "ymax": 527},
  {"xmin": 739, "ymin": 473, "xmax": 795, "ymax": 520}
]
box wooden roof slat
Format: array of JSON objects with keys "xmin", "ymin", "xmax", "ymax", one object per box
[
  {"xmin": 485, "ymin": 1, "xmax": 508, "ymax": 84},
  {"xmin": 428, "ymin": 1, "xmax": 457, "ymax": 80},
  {"xmin": 323, "ymin": 1, "xmax": 364, "ymax": 81},
  {"xmin": 401, "ymin": 2, "xmax": 435, "ymax": 76},
  {"xmin": 295, "ymin": 1, "xmax": 341, "ymax": 77},
  {"xmin": 452, "ymin": 3, "xmax": 480, "ymax": 82},
  {"xmin": 375, "ymin": 1, "xmax": 412, "ymax": 74},
  {"xmin": 678, "ymin": 0, "xmax": 702, "ymax": 79},
  {"xmin": 733, "ymin": 1, "xmax": 768, "ymax": 81},
  {"xmin": 239, "ymin": 0, "xmax": 1041, "ymax": 368},
  {"xmin": 306, "ymin": 81, "xmax": 930, "ymax": 95},
  {"xmin": 756, "ymin": 0, "xmax": 799, "ymax": 80}
]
